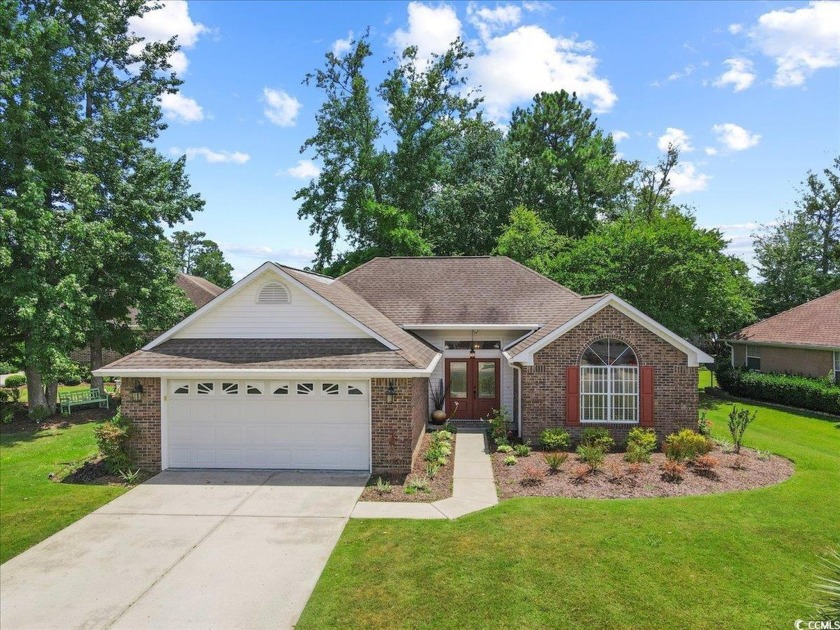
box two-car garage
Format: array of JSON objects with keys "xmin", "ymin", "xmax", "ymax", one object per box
[{"xmin": 164, "ymin": 378, "xmax": 371, "ymax": 471}]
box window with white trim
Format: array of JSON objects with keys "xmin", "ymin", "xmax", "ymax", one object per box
[
  {"xmin": 172, "ymin": 383, "xmax": 189, "ymax": 395},
  {"xmin": 321, "ymin": 382, "xmax": 339, "ymax": 396},
  {"xmin": 272, "ymin": 382, "xmax": 289, "ymax": 395},
  {"xmin": 246, "ymin": 383, "xmax": 264, "ymax": 395},
  {"xmin": 347, "ymin": 384, "xmax": 364, "ymax": 396},
  {"xmin": 746, "ymin": 345, "xmax": 761, "ymax": 371},
  {"xmin": 834, "ymin": 351, "xmax": 839, "ymax": 385},
  {"xmin": 296, "ymin": 382, "xmax": 315, "ymax": 395},
  {"xmin": 221, "ymin": 382, "xmax": 239, "ymax": 395},
  {"xmin": 196, "ymin": 382, "xmax": 214, "ymax": 395},
  {"xmin": 580, "ymin": 338, "xmax": 639, "ymax": 424}
]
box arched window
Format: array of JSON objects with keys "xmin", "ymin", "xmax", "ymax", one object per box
[
  {"xmin": 580, "ymin": 338, "xmax": 639, "ymax": 423},
  {"xmin": 257, "ymin": 282, "xmax": 290, "ymax": 305}
]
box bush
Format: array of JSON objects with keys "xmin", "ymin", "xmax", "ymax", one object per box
[
  {"xmin": 375, "ymin": 477, "xmax": 392, "ymax": 494},
  {"xmin": 539, "ymin": 427, "xmax": 571, "ymax": 451},
  {"xmin": 432, "ymin": 429, "xmax": 453, "ymax": 442},
  {"xmin": 626, "ymin": 427, "xmax": 657, "ymax": 453},
  {"xmin": 497, "ymin": 444, "xmax": 513, "ymax": 454},
  {"xmin": 661, "ymin": 459, "xmax": 685, "ymax": 482},
  {"xmin": 504, "ymin": 455, "xmax": 517, "ymax": 466},
  {"xmin": 425, "ymin": 462, "xmax": 441, "ymax": 479},
  {"xmin": 544, "ymin": 452, "xmax": 568, "ymax": 472},
  {"xmin": 405, "ymin": 475, "xmax": 431, "ymax": 493},
  {"xmin": 0, "ymin": 362, "xmax": 19, "ymax": 374},
  {"xmin": 716, "ymin": 364, "xmax": 840, "ymax": 415},
  {"xmin": 624, "ymin": 445, "xmax": 651, "ymax": 464},
  {"xmin": 579, "ymin": 427, "xmax": 615, "ymax": 452},
  {"xmin": 94, "ymin": 409, "xmax": 135, "ymax": 474},
  {"xmin": 663, "ymin": 429, "xmax": 712, "ymax": 462},
  {"xmin": 813, "ymin": 548, "xmax": 840, "ymax": 621},
  {"xmin": 727, "ymin": 405, "xmax": 757, "ymax": 454},
  {"xmin": 570, "ymin": 464, "xmax": 591, "ymax": 482},
  {"xmin": 604, "ymin": 461, "xmax": 625, "ymax": 483},
  {"xmin": 487, "ymin": 407, "xmax": 511, "ymax": 445},
  {"xmin": 576, "ymin": 444, "xmax": 606, "ymax": 470},
  {"xmin": 4, "ymin": 374, "xmax": 25, "ymax": 388},
  {"xmin": 697, "ymin": 411, "xmax": 712, "ymax": 437},
  {"xmin": 513, "ymin": 443, "xmax": 531, "ymax": 457},
  {"xmin": 520, "ymin": 462, "xmax": 546, "ymax": 486},
  {"xmin": 693, "ymin": 454, "xmax": 719, "ymax": 476}
]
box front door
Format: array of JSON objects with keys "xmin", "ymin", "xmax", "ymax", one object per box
[{"xmin": 445, "ymin": 358, "xmax": 500, "ymax": 419}]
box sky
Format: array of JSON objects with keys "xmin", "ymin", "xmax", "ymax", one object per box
[{"xmin": 130, "ymin": 1, "xmax": 840, "ymax": 280}]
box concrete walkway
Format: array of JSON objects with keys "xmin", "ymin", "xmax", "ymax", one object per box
[{"xmin": 351, "ymin": 428, "xmax": 498, "ymax": 520}]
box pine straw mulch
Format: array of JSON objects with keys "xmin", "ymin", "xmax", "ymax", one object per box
[
  {"xmin": 492, "ymin": 446, "xmax": 794, "ymax": 500},
  {"xmin": 360, "ymin": 431, "xmax": 455, "ymax": 502}
]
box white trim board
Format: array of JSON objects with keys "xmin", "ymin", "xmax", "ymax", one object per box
[
  {"xmin": 94, "ymin": 366, "xmax": 439, "ymax": 379},
  {"xmin": 727, "ymin": 340, "xmax": 840, "ymax": 353}
]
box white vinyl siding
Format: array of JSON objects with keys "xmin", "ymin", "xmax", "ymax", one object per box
[{"xmin": 173, "ymin": 274, "xmax": 368, "ymax": 339}]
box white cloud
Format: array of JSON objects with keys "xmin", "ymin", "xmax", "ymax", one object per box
[
  {"xmin": 712, "ymin": 57, "xmax": 756, "ymax": 92},
  {"xmin": 174, "ymin": 147, "xmax": 250, "ymax": 164},
  {"xmin": 128, "ymin": 1, "xmax": 207, "ymax": 75},
  {"xmin": 712, "ymin": 123, "xmax": 761, "ymax": 151},
  {"xmin": 160, "ymin": 92, "xmax": 204, "ymax": 123},
  {"xmin": 263, "ymin": 88, "xmax": 301, "ymax": 127},
  {"xmin": 749, "ymin": 1, "xmax": 840, "ymax": 87},
  {"xmin": 670, "ymin": 162, "xmax": 710, "ymax": 195},
  {"xmin": 667, "ymin": 65, "xmax": 694, "ymax": 82},
  {"xmin": 285, "ymin": 160, "xmax": 321, "ymax": 179},
  {"xmin": 332, "ymin": 31, "xmax": 353, "ymax": 55},
  {"xmin": 611, "ymin": 130, "xmax": 629, "ymax": 143},
  {"xmin": 704, "ymin": 147, "xmax": 718, "ymax": 156},
  {"xmin": 728, "ymin": 23, "xmax": 743, "ymax": 35},
  {"xmin": 391, "ymin": 2, "xmax": 462, "ymax": 59},
  {"xmin": 467, "ymin": 3, "xmax": 522, "ymax": 40},
  {"xmin": 657, "ymin": 127, "xmax": 694, "ymax": 153}
]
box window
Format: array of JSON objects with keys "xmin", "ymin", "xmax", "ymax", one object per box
[
  {"xmin": 272, "ymin": 382, "xmax": 289, "ymax": 395},
  {"xmin": 173, "ymin": 383, "xmax": 189, "ymax": 395},
  {"xmin": 834, "ymin": 351, "xmax": 839, "ymax": 385},
  {"xmin": 746, "ymin": 346, "xmax": 761, "ymax": 371},
  {"xmin": 221, "ymin": 382, "xmax": 239, "ymax": 395},
  {"xmin": 196, "ymin": 382, "xmax": 214, "ymax": 395},
  {"xmin": 580, "ymin": 338, "xmax": 639, "ymax": 423},
  {"xmin": 347, "ymin": 384, "xmax": 364, "ymax": 396},
  {"xmin": 322, "ymin": 382, "xmax": 339, "ymax": 396},
  {"xmin": 296, "ymin": 382, "xmax": 315, "ymax": 395},
  {"xmin": 246, "ymin": 383, "xmax": 263, "ymax": 395},
  {"xmin": 444, "ymin": 340, "xmax": 501, "ymax": 350},
  {"xmin": 257, "ymin": 282, "xmax": 290, "ymax": 305}
]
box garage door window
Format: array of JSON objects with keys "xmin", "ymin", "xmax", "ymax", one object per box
[
  {"xmin": 246, "ymin": 383, "xmax": 263, "ymax": 395},
  {"xmin": 297, "ymin": 382, "xmax": 315, "ymax": 395},
  {"xmin": 173, "ymin": 383, "xmax": 189, "ymax": 395},
  {"xmin": 222, "ymin": 382, "xmax": 239, "ymax": 395},
  {"xmin": 348, "ymin": 384, "xmax": 364, "ymax": 396},
  {"xmin": 272, "ymin": 382, "xmax": 289, "ymax": 395},
  {"xmin": 322, "ymin": 383, "xmax": 339, "ymax": 395},
  {"xmin": 196, "ymin": 382, "xmax": 214, "ymax": 395}
]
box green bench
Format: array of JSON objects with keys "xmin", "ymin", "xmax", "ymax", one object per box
[{"xmin": 59, "ymin": 388, "xmax": 110, "ymax": 415}]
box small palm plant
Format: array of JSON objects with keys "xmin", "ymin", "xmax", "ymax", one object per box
[{"xmin": 814, "ymin": 548, "xmax": 840, "ymax": 621}]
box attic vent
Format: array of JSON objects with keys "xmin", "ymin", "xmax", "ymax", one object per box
[{"xmin": 258, "ymin": 282, "xmax": 290, "ymax": 305}]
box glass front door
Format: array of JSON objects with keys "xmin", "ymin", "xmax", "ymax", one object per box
[{"xmin": 445, "ymin": 358, "xmax": 500, "ymax": 419}]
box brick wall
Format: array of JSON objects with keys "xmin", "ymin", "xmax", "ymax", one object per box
[
  {"xmin": 120, "ymin": 378, "xmax": 162, "ymax": 471},
  {"xmin": 732, "ymin": 343, "xmax": 833, "ymax": 379},
  {"xmin": 520, "ymin": 306, "xmax": 698, "ymax": 445},
  {"xmin": 371, "ymin": 377, "xmax": 428, "ymax": 474}
]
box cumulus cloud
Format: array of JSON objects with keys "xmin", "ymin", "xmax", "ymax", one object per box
[
  {"xmin": 611, "ymin": 130, "xmax": 629, "ymax": 143},
  {"xmin": 160, "ymin": 92, "xmax": 204, "ymax": 122},
  {"xmin": 284, "ymin": 160, "xmax": 321, "ymax": 179},
  {"xmin": 332, "ymin": 31, "xmax": 354, "ymax": 55},
  {"xmin": 749, "ymin": 1, "xmax": 840, "ymax": 87},
  {"xmin": 712, "ymin": 58, "xmax": 756, "ymax": 92},
  {"xmin": 467, "ymin": 3, "xmax": 522, "ymax": 40},
  {"xmin": 263, "ymin": 88, "xmax": 301, "ymax": 127},
  {"xmin": 173, "ymin": 147, "xmax": 250, "ymax": 164},
  {"xmin": 712, "ymin": 123, "xmax": 761, "ymax": 151},
  {"xmin": 728, "ymin": 23, "xmax": 743, "ymax": 35},
  {"xmin": 657, "ymin": 127, "xmax": 694, "ymax": 153},
  {"xmin": 704, "ymin": 147, "xmax": 718, "ymax": 156},
  {"xmin": 128, "ymin": 1, "xmax": 207, "ymax": 74},
  {"xmin": 391, "ymin": 2, "xmax": 462, "ymax": 60},
  {"xmin": 669, "ymin": 162, "xmax": 710, "ymax": 195}
]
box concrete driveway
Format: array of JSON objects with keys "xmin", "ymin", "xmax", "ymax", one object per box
[{"xmin": 0, "ymin": 470, "xmax": 367, "ymax": 630}]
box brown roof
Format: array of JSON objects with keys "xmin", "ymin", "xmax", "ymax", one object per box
[
  {"xmin": 729, "ymin": 289, "xmax": 840, "ymax": 349},
  {"xmin": 106, "ymin": 338, "xmax": 414, "ymax": 371},
  {"xmin": 176, "ymin": 273, "xmax": 225, "ymax": 308},
  {"xmin": 338, "ymin": 257, "xmax": 586, "ymax": 326},
  {"xmin": 505, "ymin": 294, "xmax": 605, "ymax": 356}
]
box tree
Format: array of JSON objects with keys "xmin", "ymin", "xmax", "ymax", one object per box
[
  {"xmin": 493, "ymin": 207, "xmax": 567, "ymax": 275},
  {"xmin": 171, "ymin": 230, "xmax": 234, "ymax": 288}
]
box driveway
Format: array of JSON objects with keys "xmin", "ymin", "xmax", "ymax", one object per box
[{"xmin": 0, "ymin": 470, "xmax": 367, "ymax": 630}]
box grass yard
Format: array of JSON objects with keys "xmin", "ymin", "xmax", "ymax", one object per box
[
  {"xmin": 698, "ymin": 366, "xmax": 716, "ymax": 389},
  {"xmin": 298, "ymin": 397, "xmax": 840, "ymax": 629},
  {"xmin": 0, "ymin": 420, "xmax": 127, "ymax": 564},
  {"xmin": 14, "ymin": 381, "xmax": 117, "ymax": 404}
]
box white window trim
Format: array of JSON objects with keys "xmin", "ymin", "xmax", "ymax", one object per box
[
  {"xmin": 745, "ymin": 345, "xmax": 761, "ymax": 370},
  {"xmin": 834, "ymin": 351, "xmax": 839, "ymax": 384},
  {"xmin": 579, "ymin": 365, "xmax": 639, "ymax": 425}
]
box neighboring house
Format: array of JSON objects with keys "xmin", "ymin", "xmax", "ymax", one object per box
[
  {"xmin": 97, "ymin": 257, "xmax": 712, "ymax": 475},
  {"xmin": 72, "ymin": 273, "xmax": 224, "ymax": 367},
  {"xmin": 727, "ymin": 289, "xmax": 840, "ymax": 383}
]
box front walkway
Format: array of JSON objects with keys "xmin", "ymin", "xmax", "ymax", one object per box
[{"xmin": 351, "ymin": 428, "xmax": 498, "ymax": 520}]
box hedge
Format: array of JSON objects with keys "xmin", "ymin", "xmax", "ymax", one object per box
[
  {"xmin": 3, "ymin": 374, "xmax": 26, "ymax": 389},
  {"xmin": 715, "ymin": 365, "xmax": 840, "ymax": 416}
]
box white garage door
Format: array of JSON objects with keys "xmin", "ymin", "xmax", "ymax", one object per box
[{"xmin": 166, "ymin": 379, "xmax": 370, "ymax": 470}]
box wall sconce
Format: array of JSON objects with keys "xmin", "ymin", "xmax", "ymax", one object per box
[
  {"xmin": 131, "ymin": 380, "xmax": 144, "ymax": 402},
  {"xmin": 385, "ymin": 379, "xmax": 396, "ymax": 404}
]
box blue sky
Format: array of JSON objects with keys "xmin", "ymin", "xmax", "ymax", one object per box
[{"xmin": 131, "ymin": 1, "xmax": 840, "ymax": 279}]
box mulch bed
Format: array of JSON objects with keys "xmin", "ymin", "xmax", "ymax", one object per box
[
  {"xmin": 493, "ymin": 446, "xmax": 794, "ymax": 500},
  {"xmin": 360, "ymin": 431, "xmax": 455, "ymax": 502}
]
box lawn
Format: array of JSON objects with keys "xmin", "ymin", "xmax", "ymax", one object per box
[
  {"xmin": 698, "ymin": 366, "xmax": 716, "ymax": 389},
  {"xmin": 0, "ymin": 420, "xmax": 127, "ymax": 564},
  {"xmin": 298, "ymin": 397, "xmax": 840, "ymax": 629},
  {"xmin": 14, "ymin": 381, "xmax": 117, "ymax": 404}
]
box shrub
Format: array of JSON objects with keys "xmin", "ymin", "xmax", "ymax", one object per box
[
  {"xmin": 661, "ymin": 459, "xmax": 685, "ymax": 482},
  {"xmin": 624, "ymin": 445, "xmax": 651, "ymax": 464},
  {"xmin": 503, "ymin": 455, "xmax": 517, "ymax": 466},
  {"xmin": 61, "ymin": 375, "xmax": 82, "ymax": 386},
  {"xmin": 730, "ymin": 456, "xmax": 748, "ymax": 470},
  {"xmin": 579, "ymin": 427, "xmax": 615, "ymax": 452},
  {"xmin": 697, "ymin": 411, "xmax": 712, "ymax": 437},
  {"xmin": 94, "ymin": 409, "xmax": 135, "ymax": 474},
  {"xmin": 715, "ymin": 438, "xmax": 735, "ymax": 454},
  {"xmin": 513, "ymin": 443, "xmax": 531, "ymax": 457},
  {"xmin": 375, "ymin": 476, "xmax": 392, "ymax": 494},
  {"xmin": 663, "ymin": 429, "xmax": 712, "ymax": 462},
  {"xmin": 425, "ymin": 462, "xmax": 441, "ymax": 479},
  {"xmin": 0, "ymin": 362, "xmax": 19, "ymax": 374},
  {"xmin": 118, "ymin": 469, "xmax": 141, "ymax": 485},
  {"xmin": 539, "ymin": 427, "xmax": 571, "ymax": 451},
  {"xmin": 715, "ymin": 364, "xmax": 840, "ymax": 415},
  {"xmin": 544, "ymin": 452, "xmax": 568, "ymax": 472},
  {"xmin": 433, "ymin": 429, "xmax": 453, "ymax": 442},
  {"xmin": 813, "ymin": 548, "xmax": 840, "ymax": 622},
  {"xmin": 497, "ymin": 444, "xmax": 513, "ymax": 454},
  {"xmin": 487, "ymin": 407, "xmax": 511, "ymax": 445},
  {"xmin": 757, "ymin": 450, "xmax": 771, "ymax": 461},
  {"xmin": 604, "ymin": 461, "xmax": 625, "ymax": 483},
  {"xmin": 626, "ymin": 462, "xmax": 643, "ymax": 477},
  {"xmin": 570, "ymin": 464, "xmax": 591, "ymax": 482},
  {"xmin": 520, "ymin": 463, "xmax": 546, "ymax": 486},
  {"xmin": 405, "ymin": 475, "xmax": 431, "ymax": 493},
  {"xmin": 576, "ymin": 444, "xmax": 605, "ymax": 471},
  {"xmin": 4, "ymin": 374, "xmax": 26, "ymax": 388},
  {"xmin": 439, "ymin": 422, "xmax": 458, "ymax": 434},
  {"xmin": 626, "ymin": 427, "xmax": 657, "ymax": 454},
  {"xmin": 727, "ymin": 405, "xmax": 757, "ymax": 454},
  {"xmin": 693, "ymin": 454, "xmax": 719, "ymax": 476},
  {"xmin": 2, "ymin": 386, "xmax": 21, "ymax": 405}
]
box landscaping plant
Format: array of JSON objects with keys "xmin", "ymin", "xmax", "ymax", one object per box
[
  {"xmin": 93, "ymin": 409, "xmax": 135, "ymax": 474},
  {"xmin": 118, "ymin": 469, "xmax": 141, "ymax": 485},
  {"xmin": 697, "ymin": 411, "xmax": 712, "ymax": 436},
  {"xmin": 624, "ymin": 427, "xmax": 656, "ymax": 463},
  {"xmin": 539, "ymin": 427, "xmax": 571, "ymax": 451},
  {"xmin": 663, "ymin": 429, "xmax": 712, "ymax": 462},
  {"xmin": 604, "ymin": 461, "xmax": 625, "ymax": 483},
  {"xmin": 425, "ymin": 462, "xmax": 441, "ymax": 479},
  {"xmin": 4, "ymin": 374, "xmax": 26, "ymax": 389},
  {"xmin": 579, "ymin": 427, "xmax": 615, "ymax": 452},
  {"xmin": 693, "ymin": 454, "xmax": 719, "ymax": 477},
  {"xmin": 405, "ymin": 475, "xmax": 431, "ymax": 494},
  {"xmin": 570, "ymin": 463, "xmax": 591, "ymax": 482},
  {"xmin": 715, "ymin": 365, "xmax": 840, "ymax": 415},
  {"xmin": 497, "ymin": 444, "xmax": 514, "ymax": 454},
  {"xmin": 661, "ymin": 459, "xmax": 686, "ymax": 482},
  {"xmin": 575, "ymin": 444, "xmax": 606, "ymax": 471},
  {"xmin": 543, "ymin": 452, "xmax": 568, "ymax": 472},
  {"xmin": 513, "ymin": 443, "xmax": 531, "ymax": 457},
  {"xmin": 503, "ymin": 455, "xmax": 517, "ymax": 466},
  {"xmin": 375, "ymin": 477, "xmax": 392, "ymax": 494},
  {"xmin": 727, "ymin": 405, "xmax": 757, "ymax": 454},
  {"xmin": 487, "ymin": 407, "xmax": 511, "ymax": 445},
  {"xmin": 520, "ymin": 463, "xmax": 546, "ymax": 486},
  {"xmin": 814, "ymin": 549, "xmax": 840, "ymax": 622}
]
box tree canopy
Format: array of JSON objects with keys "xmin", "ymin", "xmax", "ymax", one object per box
[{"xmin": 171, "ymin": 230, "xmax": 235, "ymax": 288}]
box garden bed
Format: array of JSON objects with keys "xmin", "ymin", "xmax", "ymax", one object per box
[
  {"xmin": 492, "ymin": 446, "xmax": 794, "ymax": 500},
  {"xmin": 360, "ymin": 430, "xmax": 455, "ymax": 502}
]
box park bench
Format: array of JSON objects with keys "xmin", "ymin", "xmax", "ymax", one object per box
[{"xmin": 59, "ymin": 388, "xmax": 110, "ymax": 415}]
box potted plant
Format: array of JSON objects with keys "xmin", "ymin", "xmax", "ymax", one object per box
[{"xmin": 430, "ymin": 379, "xmax": 449, "ymax": 424}]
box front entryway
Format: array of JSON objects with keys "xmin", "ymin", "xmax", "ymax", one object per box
[{"xmin": 444, "ymin": 358, "xmax": 500, "ymax": 419}]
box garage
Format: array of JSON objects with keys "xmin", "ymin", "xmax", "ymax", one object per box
[{"xmin": 165, "ymin": 378, "xmax": 370, "ymax": 470}]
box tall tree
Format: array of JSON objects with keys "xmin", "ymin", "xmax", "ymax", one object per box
[
  {"xmin": 493, "ymin": 206, "xmax": 567, "ymax": 275},
  {"xmin": 171, "ymin": 230, "xmax": 234, "ymax": 288}
]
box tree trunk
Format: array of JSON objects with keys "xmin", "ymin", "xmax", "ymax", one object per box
[
  {"xmin": 90, "ymin": 335, "xmax": 104, "ymax": 392},
  {"xmin": 25, "ymin": 366, "xmax": 50, "ymax": 420},
  {"xmin": 46, "ymin": 381, "xmax": 59, "ymax": 412}
]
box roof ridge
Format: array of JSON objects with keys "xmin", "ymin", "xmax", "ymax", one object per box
[
  {"xmin": 274, "ymin": 263, "xmax": 333, "ymax": 280},
  {"xmin": 498, "ymin": 256, "xmax": 584, "ymax": 299}
]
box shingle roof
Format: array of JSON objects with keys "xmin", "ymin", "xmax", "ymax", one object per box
[
  {"xmin": 505, "ymin": 294, "xmax": 606, "ymax": 356},
  {"xmin": 338, "ymin": 256, "xmax": 586, "ymax": 326},
  {"xmin": 176, "ymin": 273, "xmax": 225, "ymax": 308},
  {"xmin": 729, "ymin": 289, "xmax": 840, "ymax": 348},
  {"xmin": 106, "ymin": 338, "xmax": 414, "ymax": 371}
]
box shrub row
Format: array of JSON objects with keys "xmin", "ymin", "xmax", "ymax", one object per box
[{"xmin": 716, "ymin": 365, "xmax": 840, "ymax": 416}]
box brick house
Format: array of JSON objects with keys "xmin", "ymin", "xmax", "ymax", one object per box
[
  {"xmin": 98, "ymin": 257, "xmax": 712, "ymax": 474},
  {"xmin": 727, "ymin": 289, "xmax": 840, "ymax": 383}
]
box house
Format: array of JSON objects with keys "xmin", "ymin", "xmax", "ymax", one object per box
[
  {"xmin": 727, "ymin": 288, "xmax": 840, "ymax": 383},
  {"xmin": 96, "ymin": 257, "xmax": 712, "ymax": 475}
]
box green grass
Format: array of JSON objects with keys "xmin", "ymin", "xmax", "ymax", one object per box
[
  {"xmin": 0, "ymin": 422, "xmax": 127, "ymax": 564},
  {"xmin": 698, "ymin": 366, "xmax": 716, "ymax": 389},
  {"xmin": 298, "ymin": 397, "xmax": 840, "ymax": 629},
  {"xmin": 15, "ymin": 382, "xmax": 116, "ymax": 404}
]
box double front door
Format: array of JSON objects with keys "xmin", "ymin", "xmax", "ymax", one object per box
[{"xmin": 445, "ymin": 358, "xmax": 500, "ymax": 420}]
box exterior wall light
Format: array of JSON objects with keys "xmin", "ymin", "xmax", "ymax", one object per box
[
  {"xmin": 131, "ymin": 380, "xmax": 144, "ymax": 402},
  {"xmin": 385, "ymin": 379, "xmax": 396, "ymax": 404}
]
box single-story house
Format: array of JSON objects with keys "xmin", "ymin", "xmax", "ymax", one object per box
[
  {"xmin": 727, "ymin": 288, "xmax": 840, "ymax": 383},
  {"xmin": 96, "ymin": 257, "xmax": 712, "ymax": 475}
]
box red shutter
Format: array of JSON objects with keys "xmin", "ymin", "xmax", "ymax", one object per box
[
  {"xmin": 640, "ymin": 366, "xmax": 654, "ymax": 427},
  {"xmin": 566, "ymin": 366, "xmax": 580, "ymax": 426}
]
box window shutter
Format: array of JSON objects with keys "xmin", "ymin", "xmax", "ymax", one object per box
[
  {"xmin": 566, "ymin": 366, "xmax": 580, "ymax": 426},
  {"xmin": 640, "ymin": 366, "xmax": 654, "ymax": 427}
]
